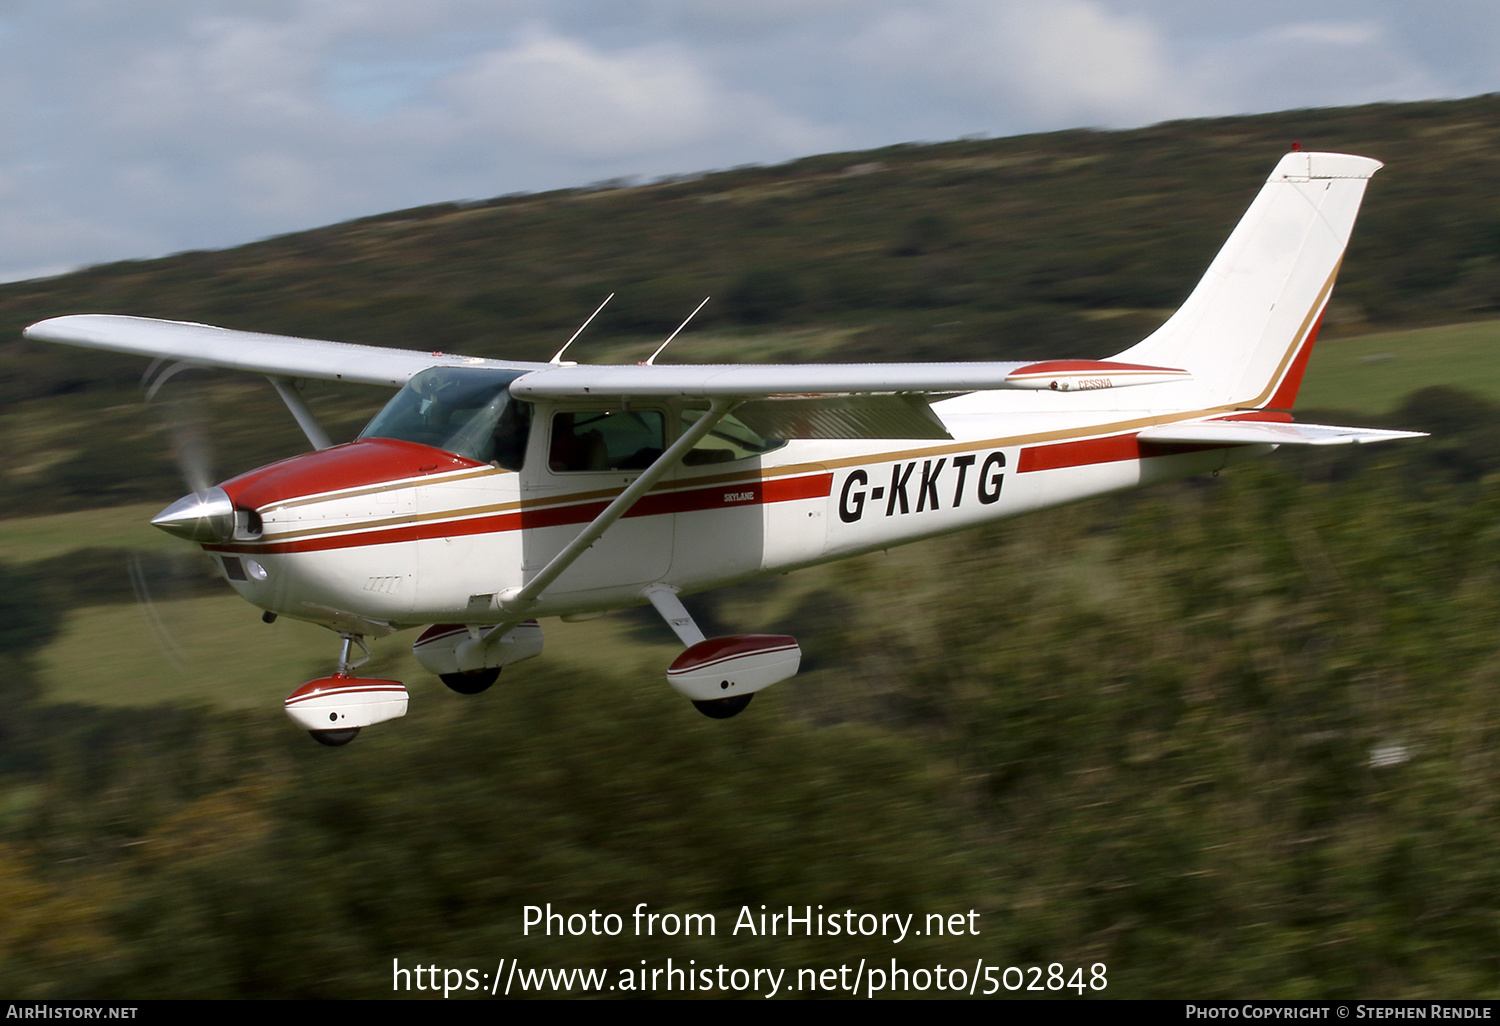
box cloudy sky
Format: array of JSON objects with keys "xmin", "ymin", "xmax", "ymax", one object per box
[{"xmin": 0, "ymin": 0, "xmax": 1494, "ymax": 281}]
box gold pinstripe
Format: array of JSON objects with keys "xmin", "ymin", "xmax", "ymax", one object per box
[{"xmin": 250, "ymin": 268, "xmax": 1336, "ymax": 547}]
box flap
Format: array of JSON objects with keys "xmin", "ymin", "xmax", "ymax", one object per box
[{"xmin": 734, "ymin": 394, "xmax": 952, "ymax": 440}]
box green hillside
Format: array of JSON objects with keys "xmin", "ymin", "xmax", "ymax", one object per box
[
  {"xmin": 1301, "ymin": 319, "xmax": 1500, "ymax": 411},
  {"xmin": 5, "ymin": 95, "xmax": 1500, "ymax": 516},
  {"xmin": 4, "ymin": 98, "xmax": 1500, "ymax": 999}
]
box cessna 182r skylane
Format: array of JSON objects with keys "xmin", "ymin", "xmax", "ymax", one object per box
[{"xmin": 26, "ymin": 150, "xmax": 1422, "ymax": 745}]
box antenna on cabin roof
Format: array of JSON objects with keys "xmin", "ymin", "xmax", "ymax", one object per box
[
  {"xmin": 644, "ymin": 296, "xmax": 710, "ymax": 366},
  {"xmin": 550, "ymin": 293, "xmax": 614, "ymax": 365}
]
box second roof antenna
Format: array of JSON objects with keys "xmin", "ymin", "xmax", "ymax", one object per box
[{"xmin": 644, "ymin": 296, "xmax": 710, "ymax": 366}]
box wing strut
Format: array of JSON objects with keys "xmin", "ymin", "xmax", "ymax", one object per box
[
  {"xmin": 266, "ymin": 376, "xmax": 333, "ymax": 450},
  {"xmin": 497, "ymin": 397, "xmax": 737, "ymax": 616}
]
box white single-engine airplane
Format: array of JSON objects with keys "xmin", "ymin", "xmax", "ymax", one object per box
[{"xmin": 27, "ymin": 151, "xmax": 1423, "ymax": 745}]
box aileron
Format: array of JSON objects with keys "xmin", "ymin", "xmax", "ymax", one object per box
[{"xmin": 24, "ymin": 313, "xmax": 547, "ymax": 388}]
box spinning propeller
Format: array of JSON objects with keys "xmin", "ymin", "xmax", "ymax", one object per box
[{"xmin": 141, "ymin": 360, "xmax": 235, "ymax": 544}]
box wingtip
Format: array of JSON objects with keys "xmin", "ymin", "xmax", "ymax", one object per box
[{"xmin": 1270, "ymin": 151, "xmax": 1383, "ymax": 181}]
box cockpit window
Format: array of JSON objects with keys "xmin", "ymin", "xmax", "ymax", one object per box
[{"xmin": 359, "ymin": 367, "xmax": 532, "ymax": 470}]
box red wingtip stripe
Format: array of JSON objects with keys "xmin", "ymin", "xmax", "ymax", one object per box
[{"xmin": 1010, "ymin": 359, "xmax": 1188, "ymax": 376}]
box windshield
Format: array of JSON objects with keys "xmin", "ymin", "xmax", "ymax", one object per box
[{"xmin": 359, "ymin": 367, "xmax": 532, "ymax": 470}]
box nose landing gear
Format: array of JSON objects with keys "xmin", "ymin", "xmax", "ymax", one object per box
[{"xmin": 284, "ymin": 633, "xmax": 409, "ymax": 747}]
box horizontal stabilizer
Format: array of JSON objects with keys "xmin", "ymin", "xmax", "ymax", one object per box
[{"xmin": 1139, "ymin": 419, "xmax": 1427, "ymax": 446}]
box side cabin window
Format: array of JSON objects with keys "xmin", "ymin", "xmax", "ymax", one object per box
[
  {"xmin": 549, "ymin": 410, "xmax": 665, "ymax": 472},
  {"xmin": 681, "ymin": 407, "xmax": 786, "ymax": 466}
]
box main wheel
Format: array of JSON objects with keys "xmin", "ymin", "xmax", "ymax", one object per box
[
  {"xmin": 691, "ymin": 694, "xmax": 754, "ymax": 719},
  {"xmin": 441, "ymin": 667, "xmax": 501, "ymax": 694},
  {"xmin": 310, "ymin": 728, "xmax": 360, "ymax": 747}
]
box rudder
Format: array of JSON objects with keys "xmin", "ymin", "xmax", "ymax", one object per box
[{"xmin": 1114, "ymin": 151, "xmax": 1381, "ymax": 410}]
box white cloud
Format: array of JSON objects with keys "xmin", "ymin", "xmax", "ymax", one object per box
[
  {"xmin": 437, "ymin": 29, "xmax": 718, "ymax": 158},
  {"xmin": 0, "ymin": 1, "xmax": 1492, "ymax": 280},
  {"xmin": 428, "ymin": 27, "xmax": 836, "ymax": 165},
  {"xmin": 846, "ymin": 0, "xmax": 1194, "ymax": 132},
  {"xmin": 1271, "ymin": 20, "xmax": 1381, "ymax": 47},
  {"xmin": 1183, "ymin": 15, "xmax": 1440, "ymax": 113},
  {"xmin": 993, "ymin": 1, "xmax": 1184, "ymax": 123}
]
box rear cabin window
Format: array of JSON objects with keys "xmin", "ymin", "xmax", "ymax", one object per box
[{"xmin": 681, "ymin": 407, "xmax": 786, "ymax": 466}]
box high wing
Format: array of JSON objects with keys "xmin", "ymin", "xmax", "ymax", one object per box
[
  {"xmin": 24, "ymin": 314, "xmax": 1192, "ymax": 440},
  {"xmin": 23, "ymin": 313, "xmax": 550, "ymax": 388},
  {"xmin": 505, "ymin": 358, "xmax": 1191, "ymax": 398},
  {"xmin": 509, "ymin": 359, "xmax": 1192, "ymax": 440}
]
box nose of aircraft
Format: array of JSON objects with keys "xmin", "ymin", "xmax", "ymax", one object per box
[{"xmin": 151, "ymin": 486, "xmax": 236, "ymax": 543}]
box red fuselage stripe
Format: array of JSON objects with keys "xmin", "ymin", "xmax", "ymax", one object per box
[
  {"xmin": 210, "ymin": 473, "xmax": 834, "ymax": 555},
  {"xmin": 1018, "ymin": 433, "xmax": 1225, "ymax": 473}
]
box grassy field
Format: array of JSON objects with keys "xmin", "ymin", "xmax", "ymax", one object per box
[
  {"xmin": 1298, "ymin": 318, "xmax": 1500, "ymax": 412},
  {"xmin": 0, "ymin": 502, "xmax": 180, "ymax": 563},
  {"xmin": 33, "ymin": 589, "xmax": 701, "ymax": 710},
  {"xmin": 38, "ymin": 595, "xmax": 340, "ymax": 709}
]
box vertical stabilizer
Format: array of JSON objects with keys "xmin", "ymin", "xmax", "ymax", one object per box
[{"xmin": 1115, "ymin": 151, "xmax": 1381, "ymax": 409}]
